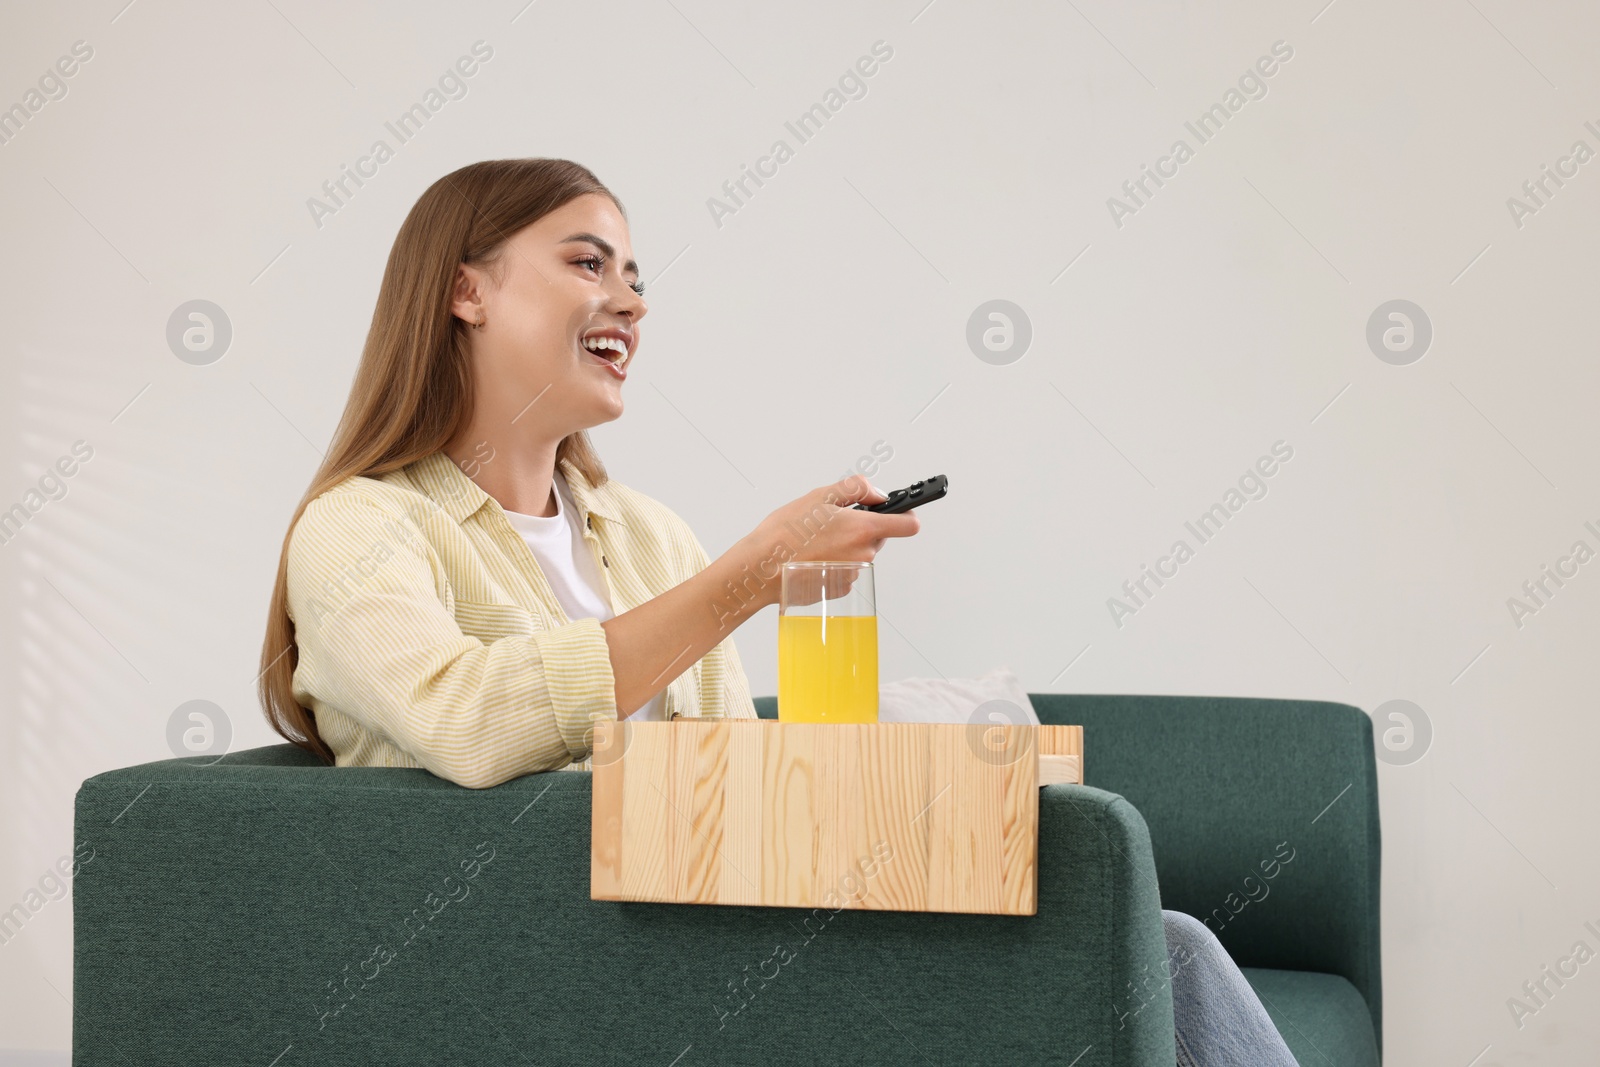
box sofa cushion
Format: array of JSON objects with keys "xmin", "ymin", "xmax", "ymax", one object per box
[
  {"xmin": 877, "ymin": 666, "xmax": 1041, "ymax": 724},
  {"xmin": 1242, "ymin": 967, "xmax": 1380, "ymax": 1067}
]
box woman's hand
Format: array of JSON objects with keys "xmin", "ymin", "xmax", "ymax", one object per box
[
  {"xmin": 600, "ymin": 474, "xmax": 921, "ymax": 716},
  {"xmin": 733, "ymin": 474, "xmax": 921, "ymax": 610}
]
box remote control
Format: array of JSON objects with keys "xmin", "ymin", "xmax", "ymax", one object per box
[{"xmin": 850, "ymin": 475, "xmax": 948, "ymax": 515}]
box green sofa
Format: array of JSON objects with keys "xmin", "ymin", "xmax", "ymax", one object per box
[{"xmin": 72, "ymin": 694, "xmax": 1380, "ymax": 1065}]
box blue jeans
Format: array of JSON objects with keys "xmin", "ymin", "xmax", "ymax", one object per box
[{"xmin": 1164, "ymin": 910, "xmax": 1298, "ymax": 1066}]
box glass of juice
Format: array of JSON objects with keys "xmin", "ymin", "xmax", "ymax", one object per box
[{"xmin": 778, "ymin": 562, "xmax": 878, "ymax": 723}]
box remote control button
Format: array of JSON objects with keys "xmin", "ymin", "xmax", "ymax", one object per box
[
  {"xmin": 909, "ymin": 485, "xmax": 924, "ymax": 497},
  {"xmin": 908, "ymin": 480, "xmax": 923, "ymax": 490}
]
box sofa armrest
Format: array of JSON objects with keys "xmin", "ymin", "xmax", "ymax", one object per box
[
  {"xmin": 1032, "ymin": 694, "xmax": 1383, "ymax": 1053},
  {"xmin": 74, "ymin": 746, "xmax": 1175, "ymax": 1066}
]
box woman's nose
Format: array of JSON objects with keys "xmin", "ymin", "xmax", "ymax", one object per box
[
  {"xmin": 608, "ymin": 276, "xmax": 646, "ymax": 318},
  {"xmin": 616, "ymin": 286, "xmax": 646, "ymax": 320}
]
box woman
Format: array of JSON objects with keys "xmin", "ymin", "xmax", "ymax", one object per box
[
  {"xmin": 256, "ymin": 158, "xmax": 1296, "ymax": 1065},
  {"xmin": 257, "ymin": 158, "xmax": 915, "ymax": 786}
]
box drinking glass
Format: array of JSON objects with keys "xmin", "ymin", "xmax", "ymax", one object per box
[{"xmin": 778, "ymin": 562, "xmax": 878, "ymax": 723}]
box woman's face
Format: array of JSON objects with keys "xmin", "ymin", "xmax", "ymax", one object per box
[{"xmin": 454, "ymin": 192, "xmax": 647, "ymax": 436}]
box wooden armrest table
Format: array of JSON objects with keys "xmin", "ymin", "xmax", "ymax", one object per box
[{"xmin": 591, "ymin": 720, "xmax": 1083, "ymax": 915}]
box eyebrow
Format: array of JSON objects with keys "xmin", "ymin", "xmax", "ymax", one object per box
[{"xmin": 560, "ymin": 233, "xmax": 639, "ymax": 280}]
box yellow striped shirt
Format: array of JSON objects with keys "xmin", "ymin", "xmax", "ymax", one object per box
[{"xmin": 285, "ymin": 450, "xmax": 757, "ymax": 788}]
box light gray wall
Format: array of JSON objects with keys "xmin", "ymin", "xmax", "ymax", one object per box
[{"xmin": 3, "ymin": 0, "xmax": 1597, "ymax": 1061}]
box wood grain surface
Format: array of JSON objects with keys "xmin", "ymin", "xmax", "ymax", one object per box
[{"xmin": 591, "ymin": 720, "xmax": 1083, "ymax": 915}]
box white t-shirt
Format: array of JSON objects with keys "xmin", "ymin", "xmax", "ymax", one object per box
[{"xmin": 502, "ymin": 470, "xmax": 667, "ymax": 722}]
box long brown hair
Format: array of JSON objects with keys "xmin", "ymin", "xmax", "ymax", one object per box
[{"xmin": 259, "ymin": 158, "xmax": 618, "ymax": 762}]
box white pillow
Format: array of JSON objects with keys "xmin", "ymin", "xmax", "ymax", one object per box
[{"xmin": 877, "ymin": 666, "xmax": 1040, "ymax": 725}]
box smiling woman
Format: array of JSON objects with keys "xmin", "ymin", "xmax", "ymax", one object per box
[{"xmin": 257, "ymin": 158, "xmax": 920, "ymax": 787}]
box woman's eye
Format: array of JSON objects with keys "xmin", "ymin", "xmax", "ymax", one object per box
[
  {"xmin": 576, "ymin": 254, "xmax": 645, "ymax": 296},
  {"xmin": 574, "ymin": 253, "xmax": 644, "ymax": 296}
]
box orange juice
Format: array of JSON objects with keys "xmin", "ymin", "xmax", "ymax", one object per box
[{"xmin": 778, "ymin": 614, "xmax": 878, "ymax": 723}]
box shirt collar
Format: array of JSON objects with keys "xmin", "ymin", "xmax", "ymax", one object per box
[
  {"xmin": 558, "ymin": 455, "xmax": 627, "ymax": 528},
  {"xmin": 409, "ymin": 450, "xmax": 626, "ymax": 528}
]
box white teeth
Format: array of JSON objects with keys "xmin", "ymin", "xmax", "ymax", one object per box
[{"xmin": 581, "ymin": 334, "xmax": 630, "ymax": 368}]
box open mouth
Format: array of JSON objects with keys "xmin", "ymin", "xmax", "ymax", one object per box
[{"xmin": 579, "ymin": 328, "xmax": 633, "ymax": 378}]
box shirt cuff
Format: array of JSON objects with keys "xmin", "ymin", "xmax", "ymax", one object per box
[{"xmin": 524, "ymin": 615, "xmax": 618, "ymax": 760}]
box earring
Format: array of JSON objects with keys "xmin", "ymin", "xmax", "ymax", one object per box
[{"xmin": 471, "ymin": 316, "xmax": 484, "ymax": 331}]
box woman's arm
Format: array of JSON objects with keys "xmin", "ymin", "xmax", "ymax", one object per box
[
  {"xmin": 287, "ymin": 491, "xmax": 620, "ymax": 787},
  {"xmin": 286, "ymin": 475, "xmax": 916, "ymax": 785},
  {"xmin": 601, "ymin": 474, "xmax": 918, "ymax": 715}
]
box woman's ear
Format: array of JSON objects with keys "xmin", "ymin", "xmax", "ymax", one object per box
[{"xmin": 449, "ymin": 263, "xmax": 487, "ymax": 327}]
